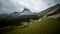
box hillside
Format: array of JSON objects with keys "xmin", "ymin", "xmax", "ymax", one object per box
[{"xmin": 5, "ymin": 18, "xmax": 60, "ymax": 34}]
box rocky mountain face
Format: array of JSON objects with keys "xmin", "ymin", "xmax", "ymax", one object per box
[
  {"xmin": 47, "ymin": 4, "xmax": 60, "ymax": 16},
  {"xmin": 20, "ymin": 8, "xmax": 32, "ymax": 15},
  {"xmin": 38, "ymin": 4, "xmax": 60, "ymax": 18}
]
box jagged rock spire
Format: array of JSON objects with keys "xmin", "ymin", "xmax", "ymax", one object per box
[{"xmin": 23, "ymin": 7, "xmax": 31, "ymax": 12}]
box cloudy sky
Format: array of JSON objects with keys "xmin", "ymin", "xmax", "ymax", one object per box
[{"xmin": 0, "ymin": 0, "xmax": 60, "ymax": 14}]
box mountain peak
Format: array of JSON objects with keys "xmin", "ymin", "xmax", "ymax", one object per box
[
  {"xmin": 11, "ymin": 7, "xmax": 32, "ymax": 16},
  {"xmin": 23, "ymin": 7, "xmax": 32, "ymax": 12}
]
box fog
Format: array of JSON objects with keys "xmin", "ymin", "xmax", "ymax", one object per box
[{"xmin": 0, "ymin": 0, "xmax": 60, "ymax": 14}]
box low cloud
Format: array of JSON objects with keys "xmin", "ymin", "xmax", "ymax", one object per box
[{"xmin": 0, "ymin": 0, "xmax": 60, "ymax": 14}]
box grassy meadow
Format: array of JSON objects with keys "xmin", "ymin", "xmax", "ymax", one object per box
[{"xmin": 4, "ymin": 18, "xmax": 60, "ymax": 34}]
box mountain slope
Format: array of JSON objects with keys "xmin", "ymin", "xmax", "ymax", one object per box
[
  {"xmin": 40, "ymin": 4, "xmax": 60, "ymax": 14},
  {"xmin": 38, "ymin": 4, "xmax": 60, "ymax": 18}
]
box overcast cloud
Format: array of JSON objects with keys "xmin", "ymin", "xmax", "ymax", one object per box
[{"xmin": 0, "ymin": 0, "xmax": 60, "ymax": 14}]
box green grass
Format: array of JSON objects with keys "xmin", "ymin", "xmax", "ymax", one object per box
[{"xmin": 5, "ymin": 18, "xmax": 60, "ymax": 34}]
